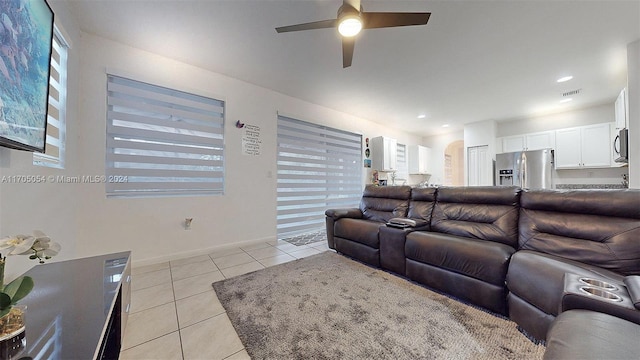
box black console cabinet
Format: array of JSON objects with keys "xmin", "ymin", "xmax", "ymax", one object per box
[{"xmin": 11, "ymin": 251, "xmax": 131, "ymax": 359}]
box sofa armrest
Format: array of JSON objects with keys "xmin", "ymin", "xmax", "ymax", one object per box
[
  {"xmin": 624, "ymin": 276, "xmax": 640, "ymax": 310},
  {"xmin": 386, "ymin": 217, "xmax": 430, "ymax": 230},
  {"xmin": 325, "ymin": 208, "xmax": 362, "ymax": 250},
  {"xmin": 325, "ymin": 208, "xmax": 363, "ymax": 220},
  {"xmin": 544, "ymin": 310, "xmax": 640, "ymax": 359}
]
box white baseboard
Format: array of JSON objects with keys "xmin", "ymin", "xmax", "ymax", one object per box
[{"xmin": 131, "ymin": 235, "xmax": 278, "ymax": 268}]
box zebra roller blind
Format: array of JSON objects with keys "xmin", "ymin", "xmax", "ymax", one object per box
[
  {"xmin": 277, "ymin": 115, "xmax": 362, "ymax": 238},
  {"xmin": 34, "ymin": 27, "xmax": 68, "ymax": 168},
  {"xmin": 106, "ymin": 75, "xmax": 225, "ymax": 197}
]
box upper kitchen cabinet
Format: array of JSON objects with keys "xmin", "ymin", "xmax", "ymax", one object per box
[
  {"xmin": 501, "ymin": 131, "xmax": 555, "ymax": 153},
  {"xmin": 555, "ymin": 123, "xmax": 611, "ymax": 169},
  {"xmin": 408, "ymin": 145, "xmax": 431, "ymax": 174},
  {"xmin": 615, "ymin": 88, "xmax": 628, "ymax": 130},
  {"xmin": 371, "ymin": 136, "xmax": 397, "ymax": 171}
]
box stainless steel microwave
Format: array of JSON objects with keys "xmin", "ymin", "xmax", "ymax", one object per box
[{"xmin": 614, "ymin": 128, "xmax": 628, "ymax": 163}]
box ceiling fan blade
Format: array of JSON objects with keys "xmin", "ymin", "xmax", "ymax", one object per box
[
  {"xmin": 362, "ymin": 12, "xmax": 431, "ymax": 29},
  {"xmin": 342, "ymin": 37, "xmax": 355, "ymax": 68},
  {"xmin": 343, "ymin": 0, "xmax": 361, "ymax": 11},
  {"xmin": 275, "ymin": 19, "xmax": 337, "ymax": 33}
]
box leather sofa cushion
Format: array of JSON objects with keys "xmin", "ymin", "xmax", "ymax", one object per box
[
  {"xmin": 407, "ymin": 187, "xmax": 436, "ymax": 230},
  {"xmin": 544, "ymin": 310, "xmax": 640, "ymax": 360},
  {"xmin": 406, "ymin": 231, "xmax": 515, "ymax": 286},
  {"xmin": 360, "ymin": 185, "xmax": 411, "ymax": 222},
  {"xmin": 430, "ymin": 186, "xmax": 521, "ymax": 247},
  {"xmin": 519, "ymin": 189, "xmax": 640, "ymax": 276},
  {"xmin": 507, "ymin": 250, "xmax": 624, "ymax": 316},
  {"xmin": 334, "ymin": 218, "xmax": 382, "ymax": 248},
  {"xmin": 521, "ymin": 189, "xmax": 640, "ymax": 218}
]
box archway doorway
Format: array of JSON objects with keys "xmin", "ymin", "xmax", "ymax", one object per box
[{"xmin": 444, "ymin": 140, "xmax": 464, "ymax": 186}]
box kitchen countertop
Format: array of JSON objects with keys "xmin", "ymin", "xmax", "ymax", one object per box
[{"xmin": 556, "ymin": 184, "xmax": 627, "ymax": 189}]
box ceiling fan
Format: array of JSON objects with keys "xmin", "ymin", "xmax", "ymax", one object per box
[{"xmin": 275, "ymin": 0, "xmax": 431, "ymax": 68}]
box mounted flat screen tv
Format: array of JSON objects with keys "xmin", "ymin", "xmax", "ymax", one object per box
[{"xmin": 0, "ymin": 0, "xmax": 54, "ymax": 153}]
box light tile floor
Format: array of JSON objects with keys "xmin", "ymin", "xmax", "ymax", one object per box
[{"xmin": 120, "ymin": 240, "xmax": 331, "ymax": 360}]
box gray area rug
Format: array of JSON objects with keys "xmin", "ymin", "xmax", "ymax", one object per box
[
  {"xmin": 280, "ymin": 230, "xmax": 327, "ymax": 246},
  {"xmin": 213, "ymin": 252, "xmax": 545, "ymax": 360}
]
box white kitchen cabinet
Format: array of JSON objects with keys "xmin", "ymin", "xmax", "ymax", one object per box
[
  {"xmin": 555, "ymin": 128, "xmax": 582, "ymax": 168},
  {"xmin": 615, "ymin": 88, "xmax": 627, "ymax": 129},
  {"xmin": 581, "ymin": 123, "xmax": 611, "ymax": 167},
  {"xmin": 371, "ymin": 136, "xmax": 397, "ymax": 171},
  {"xmin": 408, "ymin": 145, "xmax": 431, "ymax": 174},
  {"xmin": 502, "ymin": 135, "xmax": 526, "ymax": 153},
  {"xmin": 502, "ymin": 135, "xmax": 527, "ymax": 152},
  {"xmin": 502, "ymin": 131, "xmax": 555, "ymax": 152},
  {"xmin": 555, "ymin": 123, "xmax": 611, "ymax": 169},
  {"xmin": 526, "ymin": 132, "xmax": 555, "ymax": 151}
]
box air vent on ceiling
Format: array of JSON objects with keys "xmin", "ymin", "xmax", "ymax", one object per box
[{"xmin": 562, "ymin": 88, "xmax": 582, "ymax": 97}]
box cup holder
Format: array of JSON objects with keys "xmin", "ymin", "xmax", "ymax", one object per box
[
  {"xmin": 579, "ymin": 286, "xmax": 623, "ymax": 302},
  {"xmin": 579, "ymin": 277, "xmax": 618, "ymax": 291}
]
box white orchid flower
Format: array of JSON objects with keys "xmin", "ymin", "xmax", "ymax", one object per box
[
  {"xmin": 0, "ymin": 231, "xmax": 61, "ymax": 262},
  {"xmin": 0, "ymin": 234, "xmax": 36, "ymax": 256},
  {"xmin": 32, "ymin": 239, "xmax": 61, "ymax": 257}
]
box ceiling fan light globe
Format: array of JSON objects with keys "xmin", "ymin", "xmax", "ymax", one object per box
[{"xmin": 338, "ymin": 17, "xmax": 362, "ymax": 37}]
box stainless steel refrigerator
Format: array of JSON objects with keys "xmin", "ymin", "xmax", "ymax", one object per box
[{"xmin": 495, "ymin": 149, "xmax": 554, "ymax": 189}]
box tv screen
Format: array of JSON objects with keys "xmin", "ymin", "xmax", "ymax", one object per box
[{"xmin": 0, "ymin": 0, "xmax": 54, "ymax": 153}]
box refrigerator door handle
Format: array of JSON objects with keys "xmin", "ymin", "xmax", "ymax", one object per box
[{"xmin": 521, "ymin": 152, "xmax": 527, "ymax": 189}]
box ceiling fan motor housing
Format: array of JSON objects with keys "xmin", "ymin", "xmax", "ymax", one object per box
[{"xmin": 338, "ymin": 3, "xmax": 362, "ymax": 23}]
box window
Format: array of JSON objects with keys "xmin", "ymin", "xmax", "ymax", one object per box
[
  {"xmin": 395, "ymin": 143, "xmax": 408, "ymax": 185},
  {"xmin": 34, "ymin": 26, "xmax": 68, "ymax": 168},
  {"xmin": 106, "ymin": 75, "xmax": 225, "ymax": 197},
  {"xmin": 277, "ymin": 115, "xmax": 362, "ymax": 238}
]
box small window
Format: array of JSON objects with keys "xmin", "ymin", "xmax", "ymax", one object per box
[
  {"xmin": 34, "ymin": 26, "xmax": 68, "ymax": 168},
  {"xmin": 105, "ymin": 75, "xmax": 225, "ymax": 197},
  {"xmin": 395, "ymin": 143, "xmax": 408, "ymax": 185}
]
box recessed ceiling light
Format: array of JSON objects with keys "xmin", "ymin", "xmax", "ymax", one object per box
[
  {"xmin": 559, "ymin": 98, "xmax": 573, "ymax": 103},
  {"xmin": 417, "ymin": 114, "xmax": 426, "ymax": 119},
  {"xmin": 557, "ymin": 76, "xmax": 573, "ymax": 83},
  {"xmin": 442, "ymin": 124, "xmax": 449, "ymax": 128}
]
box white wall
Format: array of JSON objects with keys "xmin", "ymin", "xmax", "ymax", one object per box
[
  {"xmin": 72, "ymin": 33, "xmax": 423, "ymax": 266},
  {"xmin": 0, "ymin": 1, "xmax": 82, "ymax": 280},
  {"xmin": 628, "ymin": 40, "xmax": 640, "ymax": 189}
]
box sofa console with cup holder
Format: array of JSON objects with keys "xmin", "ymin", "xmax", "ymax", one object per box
[{"xmin": 325, "ymin": 185, "xmax": 640, "ymax": 357}]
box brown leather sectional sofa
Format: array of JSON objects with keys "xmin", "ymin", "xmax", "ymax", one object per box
[{"xmin": 325, "ymin": 185, "xmax": 640, "ymax": 358}]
